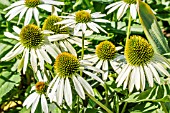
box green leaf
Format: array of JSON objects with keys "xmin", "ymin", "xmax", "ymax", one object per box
[
  {"xmin": 137, "ymin": 0, "xmax": 170, "ymax": 54},
  {"xmin": 19, "ymin": 107, "xmax": 31, "ymax": 113},
  {"xmin": 0, "ymin": 71, "xmax": 21, "ymax": 98}
]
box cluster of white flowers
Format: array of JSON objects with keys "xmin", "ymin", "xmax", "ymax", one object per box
[{"xmin": 1, "ymin": 0, "xmax": 169, "ymax": 113}]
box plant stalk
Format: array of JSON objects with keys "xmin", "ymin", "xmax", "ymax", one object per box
[{"xmin": 125, "ymin": 14, "xmax": 132, "ymax": 45}]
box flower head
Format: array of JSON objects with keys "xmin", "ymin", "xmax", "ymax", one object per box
[
  {"xmin": 47, "ymin": 52, "xmax": 103, "ymax": 106},
  {"xmin": 83, "ymin": 41, "xmax": 124, "ymax": 80},
  {"xmin": 1, "ymin": 24, "xmax": 59, "ymax": 73},
  {"xmin": 56, "ymin": 10, "xmax": 110, "ymax": 35},
  {"xmin": 23, "ymin": 70, "xmax": 48, "ymax": 113},
  {"xmin": 116, "ymin": 35, "xmax": 170, "ymax": 92},
  {"xmin": 105, "ymin": 0, "xmax": 137, "ymax": 20},
  {"xmin": 43, "ymin": 15, "xmax": 91, "ymax": 56},
  {"xmin": 4, "ymin": 0, "xmax": 64, "ymax": 25}
]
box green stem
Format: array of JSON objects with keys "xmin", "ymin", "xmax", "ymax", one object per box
[
  {"xmin": 81, "ymin": 33, "xmax": 85, "ymax": 60},
  {"xmin": 86, "ymin": 93, "xmax": 113, "ymax": 113},
  {"xmin": 125, "ymin": 14, "xmax": 132, "ymax": 45},
  {"xmin": 104, "ymin": 83, "xmax": 109, "ymax": 107},
  {"xmin": 77, "ymin": 96, "xmax": 79, "ymax": 113},
  {"xmin": 121, "ymin": 102, "xmax": 127, "ymax": 113},
  {"xmin": 160, "ymin": 102, "xmax": 168, "ymax": 113}
]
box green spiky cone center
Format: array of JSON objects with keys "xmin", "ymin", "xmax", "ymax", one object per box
[
  {"xmin": 25, "ymin": 0, "xmax": 40, "ymax": 7},
  {"xmin": 54, "ymin": 52, "xmax": 80, "ymax": 78},
  {"xmin": 123, "ymin": 0, "xmax": 136, "ymax": 4},
  {"xmin": 19, "ymin": 24, "xmax": 44, "ymax": 48},
  {"xmin": 42, "ymin": 15, "xmax": 63, "ymax": 33},
  {"xmin": 35, "ymin": 82, "xmax": 46, "ymax": 94},
  {"xmin": 125, "ymin": 35, "xmax": 154, "ymax": 66},
  {"xmin": 96, "ymin": 41, "xmax": 116, "ymax": 60},
  {"xmin": 75, "ymin": 10, "xmax": 91, "ymax": 23}
]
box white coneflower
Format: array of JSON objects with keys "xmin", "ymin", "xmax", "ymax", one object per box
[
  {"xmin": 105, "ymin": 0, "xmax": 137, "ymax": 20},
  {"xmin": 1, "ymin": 24, "xmax": 59, "ymax": 73},
  {"xmin": 42, "ymin": 15, "xmax": 91, "ymax": 56},
  {"xmin": 56, "ymin": 10, "xmax": 110, "ymax": 35},
  {"xmin": 4, "ymin": 0, "xmax": 64, "ymax": 25},
  {"xmin": 47, "ymin": 52, "xmax": 103, "ymax": 106},
  {"xmin": 23, "ymin": 70, "xmax": 48, "ymax": 113},
  {"xmin": 83, "ymin": 41, "xmax": 124, "ymax": 80},
  {"xmin": 116, "ymin": 35, "xmax": 170, "ymax": 92}
]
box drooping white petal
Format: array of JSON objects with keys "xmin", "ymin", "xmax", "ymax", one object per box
[
  {"xmin": 93, "ymin": 19, "xmax": 110, "ymax": 23},
  {"xmin": 38, "ymin": 4, "xmax": 53, "ymax": 12},
  {"xmin": 23, "ymin": 92, "xmax": 38, "ymax": 108},
  {"xmin": 102, "ymin": 60, "xmax": 108, "ymax": 80},
  {"xmin": 24, "ymin": 8, "xmax": 33, "ymax": 25},
  {"xmin": 72, "ymin": 76, "xmax": 85, "ymax": 99},
  {"xmin": 74, "ymin": 23, "xmax": 82, "ymax": 35},
  {"xmin": 4, "ymin": 32, "xmax": 19, "ymax": 40},
  {"xmin": 55, "ymin": 19, "xmax": 75, "ymax": 25},
  {"xmin": 31, "ymin": 94, "xmax": 40, "ymax": 113},
  {"xmin": 39, "ymin": 48, "xmax": 52, "ymax": 64},
  {"xmin": 140, "ymin": 65, "xmax": 145, "ymax": 91},
  {"xmin": 17, "ymin": 7, "xmax": 28, "ymax": 25},
  {"xmin": 56, "ymin": 78, "xmax": 64, "ymax": 105},
  {"xmin": 37, "ymin": 70, "xmax": 43, "ymax": 81},
  {"xmin": 41, "ymin": 94, "xmax": 48, "ymax": 113},
  {"xmin": 30, "ymin": 49, "xmax": 37, "ymax": 72},
  {"xmin": 87, "ymin": 22, "xmax": 100, "ymax": 33},
  {"xmin": 91, "ymin": 12, "xmax": 106, "ymax": 18},
  {"xmin": 148, "ymin": 63, "xmax": 160, "ymax": 84},
  {"xmin": 144, "ymin": 65, "xmax": 154, "ymax": 87},
  {"xmin": 63, "ymin": 40, "xmax": 76, "ymax": 56},
  {"xmin": 23, "ymin": 48, "xmax": 29, "ymax": 74},
  {"xmin": 4, "ymin": 1, "xmax": 25, "ymax": 11},
  {"xmin": 152, "ymin": 62, "xmax": 170, "ymax": 76},
  {"xmin": 134, "ymin": 67, "xmax": 140, "ymax": 90},
  {"xmin": 117, "ymin": 66, "xmax": 132, "ymax": 87},
  {"xmin": 59, "ymin": 41, "xmax": 67, "ymax": 51},
  {"xmin": 48, "ymin": 34, "xmax": 69, "ymax": 41},
  {"xmin": 116, "ymin": 64, "xmax": 129, "ymax": 83},
  {"xmin": 96, "ymin": 60, "xmax": 103, "ymax": 69},
  {"xmin": 82, "ymin": 23, "xmax": 87, "ymax": 33},
  {"xmin": 106, "ymin": 2, "xmax": 124, "ymax": 14},
  {"xmin": 13, "ymin": 26, "xmax": 21, "ymax": 34},
  {"xmin": 45, "ymin": 44, "xmax": 58, "ymax": 58},
  {"xmin": 130, "ymin": 4, "xmax": 137, "ymax": 19},
  {"xmin": 47, "ymin": 76, "xmax": 58, "ymax": 94},
  {"xmin": 129, "ymin": 67, "xmax": 135, "ymax": 92},
  {"xmin": 77, "ymin": 74, "xmax": 94, "ymax": 96},
  {"xmin": 117, "ymin": 3, "xmax": 129, "ymax": 20},
  {"xmin": 105, "ymin": 1, "xmax": 123, "ymax": 10},
  {"xmin": 90, "ymin": 22, "xmax": 107, "ymax": 34},
  {"xmin": 123, "ymin": 72, "xmax": 130, "ymax": 90},
  {"xmin": 83, "ymin": 70, "xmax": 104, "ymax": 84},
  {"xmin": 33, "ymin": 7, "xmax": 40, "ymax": 26},
  {"xmin": 51, "ymin": 77, "xmax": 60, "ymax": 94},
  {"xmin": 64, "ymin": 77, "xmax": 72, "ymax": 106}
]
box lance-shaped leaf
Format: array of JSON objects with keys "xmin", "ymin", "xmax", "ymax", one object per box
[{"xmin": 136, "ymin": 0, "xmax": 170, "ymax": 55}]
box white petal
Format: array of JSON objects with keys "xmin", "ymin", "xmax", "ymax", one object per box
[
  {"xmin": 13, "ymin": 26, "xmax": 21, "ymax": 34},
  {"xmin": 93, "ymin": 19, "xmax": 110, "ymax": 23},
  {"xmin": 144, "ymin": 65, "xmax": 154, "ymax": 87},
  {"xmin": 83, "ymin": 70, "xmax": 104, "ymax": 84},
  {"xmin": 33, "ymin": 7, "xmax": 40, "ymax": 26},
  {"xmin": 117, "ymin": 3, "xmax": 129, "ymax": 20},
  {"xmin": 152, "ymin": 62, "xmax": 170, "ymax": 76},
  {"xmin": 41, "ymin": 94, "xmax": 48, "ymax": 113},
  {"xmin": 37, "ymin": 70, "xmax": 43, "ymax": 81},
  {"xmin": 23, "ymin": 92, "xmax": 38, "ymax": 108},
  {"xmin": 64, "ymin": 77, "xmax": 72, "ymax": 106},
  {"xmin": 51, "ymin": 77, "xmax": 60, "ymax": 94},
  {"xmin": 55, "ymin": 19, "xmax": 75, "ymax": 25},
  {"xmin": 36, "ymin": 49, "xmax": 44, "ymax": 71},
  {"xmin": 42, "ymin": 0, "xmax": 64, "ymax": 5},
  {"xmin": 45, "ymin": 44, "xmax": 58, "ymax": 58},
  {"xmin": 96, "ymin": 60, "xmax": 103, "ymax": 69},
  {"xmin": 56, "ymin": 78, "xmax": 64, "ymax": 105},
  {"xmin": 140, "ymin": 65, "xmax": 145, "ymax": 91},
  {"xmin": 87, "ymin": 22, "xmax": 99, "ymax": 33},
  {"xmin": 47, "ymin": 76, "xmax": 58, "ymax": 94},
  {"xmin": 77, "ymin": 74, "xmax": 94, "ymax": 96},
  {"xmin": 30, "ymin": 49, "xmax": 37, "ymax": 72},
  {"xmin": 116, "ymin": 64, "xmax": 129, "ymax": 83},
  {"xmin": 74, "ymin": 23, "xmax": 82, "ymax": 35},
  {"xmin": 4, "ymin": 32, "xmax": 19, "ymax": 40},
  {"xmin": 23, "ymin": 48, "xmax": 29, "ymax": 74},
  {"xmin": 4, "ymin": 1, "xmax": 24, "ymax": 11},
  {"xmin": 102, "ymin": 60, "xmax": 108, "ymax": 80},
  {"xmin": 134, "ymin": 67, "xmax": 140, "ymax": 90},
  {"xmin": 63, "ymin": 40, "xmax": 77, "ymax": 56},
  {"xmin": 17, "ymin": 7, "xmax": 28, "ymax": 25},
  {"xmin": 31, "ymin": 94, "xmax": 40, "ymax": 113},
  {"xmin": 72, "ymin": 76, "xmax": 85, "ymax": 99},
  {"xmin": 106, "ymin": 2, "xmax": 124, "ymax": 14},
  {"xmin": 148, "ymin": 63, "xmax": 160, "ymax": 84},
  {"xmin": 38, "ymin": 4, "xmax": 53, "ymax": 12},
  {"xmin": 48, "ymin": 34, "xmax": 69, "ymax": 41},
  {"xmin": 130, "ymin": 4, "xmax": 137, "ymax": 19},
  {"xmin": 24, "ymin": 8, "xmax": 33, "ymax": 25},
  {"xmin": 129, "ymin": 67, "xmax": 135, "ymax": 92},
  {"xmin": 90, "ymin": 22, "xmax": 107, "ymax": 34},
  {"xmin": 91, "ymin": 12, "xmax": 106, "ymax": 18},
  {"xmin": 82, "ymin": 23, "xmax": 87, "ymax": 33},
  {"xmin": 105, "ymin": 1, "xmax": 123, "ymax": 10},
  {"xmin": 39, "ymin": 48, "xmax": 52, "ymax": 64}
]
